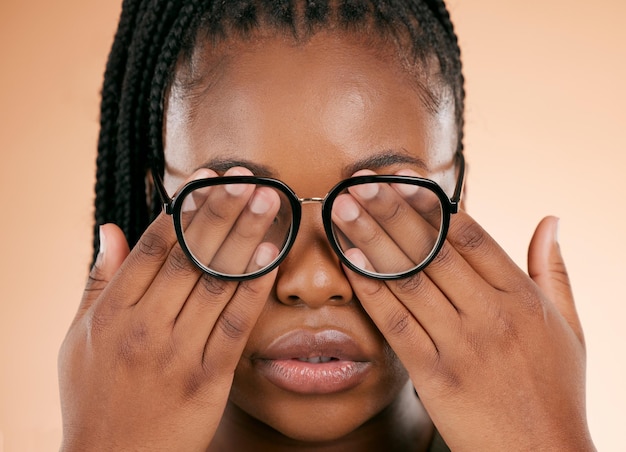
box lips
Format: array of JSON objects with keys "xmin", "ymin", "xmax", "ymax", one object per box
[{"xmin": 252, "ymin": 329, "xmax": 372, "ymax": 395}]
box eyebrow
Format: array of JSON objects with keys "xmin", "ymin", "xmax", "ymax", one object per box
[
  {"xmin": 197, "ymin": 150, "xmax": 429, "ymax": 179},
  {"xmin": 197, "ymin": 158, "xmax": 278, "ymax": 177},
  {"xmin": 343, "ymin": 150, "xmax": 429, "ymax": 177}
]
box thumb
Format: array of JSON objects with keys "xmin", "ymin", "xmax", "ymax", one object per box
[
  {"xmin": 528, "ymin": 216, "xmax": 584, "ymax": 343},
  {"xmin": 76, "ymin": 223, "xmax": 130, "ymax": 320}
]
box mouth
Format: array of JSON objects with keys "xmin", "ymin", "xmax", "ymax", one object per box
[
  {"xmin": 252, "ymin": 329, "xmax": 372, "ymax": 395},
  {"xmin": 295, "ymin": 356, "xmax": 337, "ymax": 363}
]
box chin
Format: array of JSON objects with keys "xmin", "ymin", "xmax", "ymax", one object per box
[
  {"xmin": 259, "ymin": 400, "xmax": 377, "ymax": 443},
  {"xmin": 225, "ymin": 373, "xmax": 412, "ymax": 445}
]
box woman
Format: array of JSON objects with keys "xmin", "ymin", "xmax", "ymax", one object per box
[{"xmin": 58, "ymin": 1, "xmax": 595, "ymax": 450}]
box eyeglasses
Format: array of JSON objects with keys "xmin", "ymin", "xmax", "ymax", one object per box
[{"xmin": 152, "ymin": 152, "xmax": 464, "ymax": 281}]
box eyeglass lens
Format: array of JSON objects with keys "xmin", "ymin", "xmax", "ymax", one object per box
[
  {"xmin": 329, "ymin": 181, "xmax": 443, "ymax": 277},
  {"xmin": 176, "ymin": 180, "xmax": 443, "ymax": 278},
  {"xmin": 178, "ymin": 182, "xmax": 294, "ymax": 277}
]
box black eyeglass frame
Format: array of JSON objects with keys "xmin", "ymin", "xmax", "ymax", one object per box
[{"xmin": 151, "ymin": 151, "xmax": 465, "ymax": 281}]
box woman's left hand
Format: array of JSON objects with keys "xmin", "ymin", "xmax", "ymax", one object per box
[{"xmin": 343, "ymin": 212, "xmax": 595, "ymax": 451}]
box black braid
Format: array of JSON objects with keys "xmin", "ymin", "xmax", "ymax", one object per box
[
  {"xmin": 114, "ymin": 0, "xmax": 167, "ymax": 240},
  {"xmin": 425, "ymin": 0, "xmax": 465, "ymax": 151},
  {"xmin": 93, "ymin": 0, "xmax": 145, "ymax": 260},
  {"xmin": 305, "ymin": 0, "xmax": 330, "ymax": 24},
  {"xmin": 93, "ymin": 0, "xmax": 465, "ymax": 263}
]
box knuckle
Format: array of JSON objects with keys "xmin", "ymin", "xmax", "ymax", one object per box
[
  {"xmin": 462, "ymin": 329, "xmax": 486, "ymax": 358},
  {"xmin": 356, "ymin": 224, "xmax": 384, "ymax": 248},
  {"xmin": 86, "ymin": 306, "xmax": 114, "ymax": 337},
  {"xmin": 154, "ymin": 340, "xmax": 178, "ymax": 373},
  {"xmin": 502, "ymin": 281, "xmax": 545, "ymax": 318},
  {"xmin": 394, "ymin": 272, "xmax": 427, "ymax": 296},
  {"xmin": 378, "ymin": 202, "xmax": 403, "ymax": 224},
  {"xmin": 164, "ymin": 246, "xmax": 197, "ymax": 278},
  {"xmin": 217, "ymin": 311, "xmax": 249, "ymax": 341},
  {"xmin": 85, "ymin": 267, "xmax": 109, "ymax": 294},
  {"xmin": 450, "ymin": 220, "xmax": 487, "ymax": 253},
  {"xmin": 430, "ymin": 242, "xmax": 454, "ymax": 268},
  {"xmin": 116, "ymin": 320, "xmax": 152, "ymax": 365},
  {"xmin": 137, "ymin": 232, "xmax": 170, "ymax": 261},
  {"xmin": 197, "ymin": 274, "xmax": 231, "ymax": 299},
  {"xmin": 549, "ymin": 260, "xmax": 574, "ymax": 296},
  {"xmin": 431, "ymin": 360, "xmax": 463, "ymax": 394},
  {"xmin": 357, "ymin": 278, "xmax": 388, "ymax": 299},
  {"xmin": 236, "ymin": 279, "xmax": 265, "ymax": 300},
  {"xmin": 231, "ymin": 222, "xmax": 257, "ymax": 241},
  {"xmin": 463, "ymin": 305, "xmax": 522, "ymax": 357},
  {"xmin": 493, "ymin": 311, "xmax": 520, "ymax": 343},
  {"xmin": 457, "ymin": 321, "xmax": 491, "ymax": 362},
  {"xmin": 182, "ymin": 364, "xmax": 227, "ymax": 403},
  {"xmin": 201, "ymin": 200, "xmax": 229, "ymax": 224},
  {"xmin": 385, "ymin": 308, "xmax": 414, "ymax": 338},
  {"xmin": 551, "ymin": 260, "xmax": 570, "ymax": 283},
  {"xmin": 181, "ymin": 370, "xmax": 206, "ymax": 400},
  {"xmin": 515, "ymin": 288, "xmax": 546, "ymax": 317}
]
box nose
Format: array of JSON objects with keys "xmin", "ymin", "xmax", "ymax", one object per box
[{"xmin": 275, "ymin": 204, "xmax": 354, "ymax": 308}]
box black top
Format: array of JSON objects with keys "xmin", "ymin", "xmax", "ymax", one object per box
[{"xmin": 429, "ymin": 430, "xmax": 450, "ymax": 452}]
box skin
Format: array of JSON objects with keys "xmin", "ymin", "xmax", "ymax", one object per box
[{"xmin": 58, "ymin": 30, "xmax": 595, "ymax": 451}]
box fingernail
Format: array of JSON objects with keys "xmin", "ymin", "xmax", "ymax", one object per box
[
  {"xmin": 255, "ymin": 244, "xmax": 276, "ymax": 268},
  {"xmin": 348, "ymin": 249, "xmax": 367, "ymax": 270},
  {"xmin": 336, "ymin": 197, "xmax": 360, "ymax": 222},
  {"xmin": 96, "ymin": 225, "xmax": 106, "ymax": 266},
  {"xmin": 224, "ymin": 168, "xmax": 250, "ymax": 196},
  {"xmin": 249, "ymin": 191, "xmax": 271, "ymax": 214},
  {"xmin": 190, "ymin": 168, "xmax": 215, "ymax": 181},
  {"xmin": 554, "ymin": 217, "xmax": 560, "ymax": 244},
  {"xmin": 225, "ymin": 183, "xmax": 248, "ymax": 196},
  {"xmin": 394, "ymin": 170, "xmax": 420, "ymax": 197},
  {"xmin": 393, "ymin": 182, "xmax": 419, "ymax": 197},
  {"xmin": 353, "ymin": 182, "xmax": 379, "ymax": 200}
]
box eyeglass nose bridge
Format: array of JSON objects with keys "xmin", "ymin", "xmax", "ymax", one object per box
[{"xmin": 299, "ymin": 197, "xmax": 325, "ymax": 205}]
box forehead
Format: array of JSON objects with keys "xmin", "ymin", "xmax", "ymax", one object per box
[{"xmin": 163, "ymin": 31, "xmax": 456, "ymax": 193}]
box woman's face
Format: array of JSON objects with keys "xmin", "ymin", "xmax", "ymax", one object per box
[{"xmin": 163, "ymin": 31, "xmax": 457, "ymax": 442}]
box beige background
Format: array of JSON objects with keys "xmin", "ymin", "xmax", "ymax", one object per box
[{"xmin": 0, "ymin": 1, "xmax": 624, "ymax": 450}]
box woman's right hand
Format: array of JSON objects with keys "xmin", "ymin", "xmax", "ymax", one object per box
[{"xmin": 58, "ymin": 168, "xmax": 279, "ymax": 451}]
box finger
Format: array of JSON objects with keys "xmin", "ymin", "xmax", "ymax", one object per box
[
  {"xmin": 436, "ymin": 210, "xmax": 525, "ymax": 291},
  {"xmin": 341, "ymin": 250, "xmax": 440, "ymax": 373},
  {"xmin": 179, "ymin": 167, "xmax": 256, "ymax": 271},
  {"xmin": 129, "ymin": 168, "xmax": 221, "ymax": 323},
  {"xmin": 95, "ymin": 191, "xmax": 198, "ymax": 313},
  {"xmin": 332, "ymin": 170, "xmax": 452, "ymax": 278},
  {"xmin": 136, "ymin": 165, "xmax": 248, "ymax": 319},
  {"xmin": 332, "ymin": 193, "xmax": 414, "ymax": 274},
  {"xmin": 419, "ymin": 210, "xmax": 530, "ymax": 316},
  {"xmin": 346, "ymin": 248, "xmax": 460, "ymax": 348},
  {"xmin": 391, "ymin": 171, "xmax": 445, "ymax": 231},
  {"xmin": 202, "ymin": 267, "xmax": 278, "ymax": 375},
  {"xmin": 77, "ymin": 223, "xmax": 130, "ymax": 321},
  {"xmin": 92, "ymin": 169, "xmax": 216, "ymax": 307},
  {"xmin": 528, "ymin": 216, "xmax": 583, "ymax": 342},
  {"xmin": 141, "ymin": 174, "xmax": 279, "ymax": 324},
  {"xmin": 174, "ymin": 241, "xmax": 280, "ymax": 351},
  {"xmin": 347, "ymin": 173, "xmax": 443, "ymax": 265},
  {"xmin": 209, "ymin": 186, "xmax": 282, "ymax": 275}
]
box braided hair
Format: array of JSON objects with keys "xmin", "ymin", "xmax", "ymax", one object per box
[{"xmin": 93, "ymin": 0, "xmax": 465, "ymax": 262}]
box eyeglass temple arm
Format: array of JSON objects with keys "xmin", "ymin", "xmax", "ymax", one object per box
[
  {"xmin": 450, "ymin": 151, "xmax": 465, "ymax": 212},
  {"xmin": 151, "ymin": 165, "xmax": 174, "ymax": 214}
]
